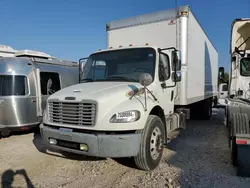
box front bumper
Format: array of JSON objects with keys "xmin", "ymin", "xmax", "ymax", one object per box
[{"xmin": 40, "ymin": 124, "xmax": 142, "ymax": 158}]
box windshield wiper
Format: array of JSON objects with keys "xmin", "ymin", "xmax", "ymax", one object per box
[
  {"xmin": 106, "ymin": 76, "xmax": 137, "ymax": 82},
  {"xmin": 81, "ymin": 78, "xmax": 94, "ymax": 83}
]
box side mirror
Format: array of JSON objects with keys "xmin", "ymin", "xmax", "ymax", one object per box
[
  {"xmin": 231, "ymin": 56, "xmax": 236, "ymax": 61},
  {"xmin": 218, "ymin": 67, "xmax": 225, "ymax": 79},
  {"xmin": 79, "ymin": 60, "xmax": 87, "ymax": 72},
  {"xmin": 171, "ymin": 71, "xmax": 182, "ymax": 82},
  {"xmin": 172, "ymin": 50, "xmax": 182, "ymax": 71},
  {"xmin": 79, "ymin": 57, "xmax": 88, "ymax": 82},
  {"xmin": 139, "ymin": 73, "xmax": 153, "ymax": 87}
]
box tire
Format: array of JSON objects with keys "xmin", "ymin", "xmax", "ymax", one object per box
[
  {"xmin": 201, "ymin": 98, "xmax": 212, "ymax": 120},
  {"xmin": 134, "ymin": 115, "xmax": 165, "ymax": 171},
  {"xmin": 0, "ymin": 129, "xmax": 10, "ymax": 137}
]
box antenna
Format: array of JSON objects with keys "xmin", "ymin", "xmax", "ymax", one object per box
[{"xmin": 175, "ymin": 0, "xmax": 178, "ymax": 49}]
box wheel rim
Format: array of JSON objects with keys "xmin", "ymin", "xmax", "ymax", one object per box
[{"xmin": 150, "ymin": 126, "xmax": 163, "ymax": 160}]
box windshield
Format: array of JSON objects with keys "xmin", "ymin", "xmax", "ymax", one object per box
[
  {"xmin": 81, "ymin": 48, "xmax": 156, "ymax": 83},
  {"xmin": 0, "ymin": 75, "xmax": 28, "ymax": 96},
  {"xmin": 240, "ymin": 58, "xmax": 250, "ymax": 76}
]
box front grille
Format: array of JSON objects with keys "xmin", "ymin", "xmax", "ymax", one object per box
[{"xmin": 48, "ymin": 101, "xmax": 96, "ymax": 126}]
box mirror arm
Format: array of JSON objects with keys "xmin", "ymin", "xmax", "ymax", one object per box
[
  {"xmin": 78, "ymin": 57, "xmax": 88, "ymax": 82},
  {"xmin": 161, "ymin": 82, "xmax": 167, "ymax": 89},
  {"xmin": 163, "ymin": 80, "xmax": 177, "ymax": 89}
]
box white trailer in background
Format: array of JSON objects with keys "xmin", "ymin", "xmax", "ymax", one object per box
[{"xmin": 40, "ymin": 5, "xmax": 218, "ymax": 171}]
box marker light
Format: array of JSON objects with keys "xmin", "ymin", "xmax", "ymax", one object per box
[
  {"xmin": 180, "ymin": 11, "xmax": 188, "ymax": 16},
  {"xmin": 80, "ymin": 144, "xmax": 88, "ymax": 151}
]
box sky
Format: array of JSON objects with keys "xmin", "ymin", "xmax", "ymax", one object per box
[{"xmin": 0, "ymin": 0, "xmax": 249, "ymax": 72}]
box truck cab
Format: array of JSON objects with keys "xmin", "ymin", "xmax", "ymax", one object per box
[
  {"xmin": 40, "ymin": 45, "xmax": 183, "ymax": 171},
  {"xmin": 40, "ymin": 5, "xmax": 218, "ymax": 171},
  {"xmin": 219, "ymin": 18, "xmax": 250, "ymax": 176},
  {"xmin": 219, "ymin": 19, "xmax": 250, "ymax": 101},
  {"xmin": 228, "ymin": 52, "xmax": 250, "ymax": 99}
]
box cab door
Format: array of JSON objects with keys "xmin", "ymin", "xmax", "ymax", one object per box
[
  {"xmin": 219, "ymin": 83, "xmax": 228, "ymax": 99},
  {"xmin": 155, "ymin": 50, "xmax": 176, "ymax": 116}
]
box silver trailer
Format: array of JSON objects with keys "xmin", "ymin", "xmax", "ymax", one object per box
[{"xmin": 0, "ymin": 49, "xmax": 79, "ymax": 136}]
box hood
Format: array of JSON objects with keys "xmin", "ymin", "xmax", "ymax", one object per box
[
  {"xmin": 231, "ymin": 19, "xmax": 250, "ymax": 53},
  {"xmin": 48, "ymin": 81, "xmax": 144, "ymax": 103}
]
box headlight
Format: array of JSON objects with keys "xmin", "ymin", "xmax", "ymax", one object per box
[{"xmin": 109, "ymin": 110, "xmax": 141, "ymax": 123}]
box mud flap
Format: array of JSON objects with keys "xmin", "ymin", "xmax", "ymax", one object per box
[{"xmin": 232, "ymin": 113, "xmax": 250, "ymax": 177}]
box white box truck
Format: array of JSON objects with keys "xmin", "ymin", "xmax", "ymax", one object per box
[
  {"xmin": 40, "ymin": 5, "xmax": 218, "ymax": 171},
  {"xmin": 220, "ymin": 18, "xmax": 250, "ymax": 176}
]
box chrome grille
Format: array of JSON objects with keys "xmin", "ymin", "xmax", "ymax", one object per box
[{"xmin": 48, "ymin": 101, "xmax": 96, "ymax": 126}]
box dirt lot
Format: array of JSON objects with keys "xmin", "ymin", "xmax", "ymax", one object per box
[{"xmin": 1, "ymin": 108, "xmax": 250, "ymax": 188}]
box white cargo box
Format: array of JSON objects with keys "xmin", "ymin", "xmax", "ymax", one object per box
[{"xmin": 106, "ymin": 5, "xmax": 218, "ymax": 105}]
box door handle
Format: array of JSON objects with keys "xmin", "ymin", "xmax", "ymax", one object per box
[{"xmin": 171, "ymin": 90, "xmax": 174, "ymax": 101}]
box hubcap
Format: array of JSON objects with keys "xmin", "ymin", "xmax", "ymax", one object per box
[{"xmin": 150, "ymin": 126, "xmax": 163, "ymax": 160}]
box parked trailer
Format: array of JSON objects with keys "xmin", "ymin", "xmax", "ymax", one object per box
[
  {"xmin": 40, "ymin": 5, "xmax": 218, "ymax": 171},
  {"xmin": 219, "ymin": 18, "xmax": 250, "ymax": 176},
  {"xmin": 0, "ymin": 48, "xmax": 79, "ymax": 136}
]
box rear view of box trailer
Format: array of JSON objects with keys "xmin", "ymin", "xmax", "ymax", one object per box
[{"xmin": 106, "ymin": 5, "xmax": 218, "ymax": 117}]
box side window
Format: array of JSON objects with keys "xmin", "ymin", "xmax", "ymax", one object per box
[
  {"xmin": 159, "ymin": 53, "xmax": 170, "ymax": 81},
  {"xmin": 222, "ymin": 84, "xmax": 228, "ymax": 91},
  {"xmin": 40, "ymin": 72, "xmax": 61, "ymax": 95},
  {"xmin": 0, "ymin": 75, "xmax": 28, "ymax": 96}
]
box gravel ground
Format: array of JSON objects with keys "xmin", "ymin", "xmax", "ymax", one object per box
[{"xmin": 1, "ymin": 108, "xmax": 250, "ymax": 188}]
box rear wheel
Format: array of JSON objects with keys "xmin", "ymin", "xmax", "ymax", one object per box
[
  {"xmin": 189, "ymin": 98, "xmax": 212, "ymax": 120},
  {"xmin": 201, "ymin": 98, "xmax": 212, "ymax": 120},
  {"xmin": 134, "ymin": 115, "xmax": 165, "ymax": 171}
]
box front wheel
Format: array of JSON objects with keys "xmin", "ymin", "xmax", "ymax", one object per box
[{"xmin": 134, "ymin": 115, "xmax": 165, "ymax": 171}]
